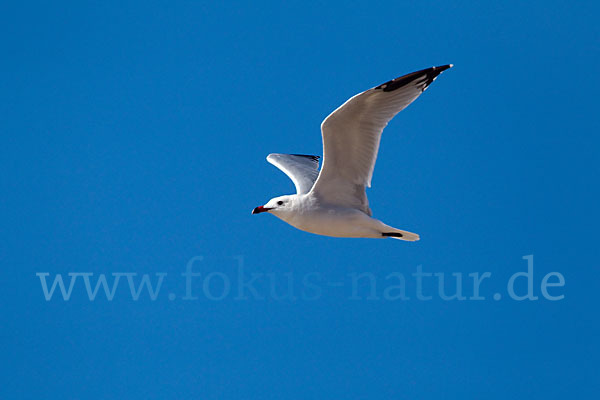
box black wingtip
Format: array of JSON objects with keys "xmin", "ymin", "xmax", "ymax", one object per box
[
  {"xmin": 375, "ymin": 64, "xmax": 453, "ymax": 92},
  {"xmin": 290, "ymin": 154, "xmax": 320, "ymax": 162}
]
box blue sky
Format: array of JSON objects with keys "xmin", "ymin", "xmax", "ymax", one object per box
[{"xmin": 1, "ymin": 1, "xmax": 599, "ymax": 399}]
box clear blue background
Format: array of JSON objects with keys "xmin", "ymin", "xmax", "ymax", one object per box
[{"xmin": 2, "ymin": 1, "xmax": 599, "ymax": 399}]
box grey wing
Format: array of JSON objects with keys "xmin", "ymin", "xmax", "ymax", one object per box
[
  {"xmin": 310, "ymin": 65, "xmax": 452, "ymax": 213},
  {"xmin": 267, "ymin": 153, "xmax": 321, "ymax": 194}
]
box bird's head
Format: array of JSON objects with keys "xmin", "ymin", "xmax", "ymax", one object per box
[{"xmin": 252, "ymin": 195, "xmax": 295, "ymax": 217}]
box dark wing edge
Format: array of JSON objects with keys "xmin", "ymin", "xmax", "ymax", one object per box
[
  {"xmin": 375, "ymin": 64, "xmax": 453, "ymax": 93},
  {"xmin": 290, "ymin": 154, "xmax": 320, "ymax": 163}
]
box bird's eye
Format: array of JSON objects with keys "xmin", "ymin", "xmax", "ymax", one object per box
[{"xmin": 277, "ymin": 201, "xmax": 284, "ymax": 205}]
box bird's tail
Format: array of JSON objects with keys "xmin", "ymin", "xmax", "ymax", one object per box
[
  {"xmin": 378, "ymin": 221, "xmax": 420, "ymax": 241},
  {"xmin": 381, "ymin": 230, "xmax": 420, "ymax": 241}
]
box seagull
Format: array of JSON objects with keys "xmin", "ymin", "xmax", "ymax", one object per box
[{"xmin": 252, "ymin": 65, "xmax": 452, "ymax": 241}]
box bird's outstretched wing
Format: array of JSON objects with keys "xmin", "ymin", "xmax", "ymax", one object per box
[
  {"xmin": 310, "ymin": 65, "xmax": 452, "ymax": 213},
  {"xmin": 267, "ymin": 153, "xmax": 320, "ymax": 194}
]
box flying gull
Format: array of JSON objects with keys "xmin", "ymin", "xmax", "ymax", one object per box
[{"xmin": 252, "ymin": 65, "xmax": 453, "ymax": 241}]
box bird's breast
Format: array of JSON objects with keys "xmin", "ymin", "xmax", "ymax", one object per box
[{"xmin": 276, "ymin": 206, "xmax": 376, "ymax": 238}]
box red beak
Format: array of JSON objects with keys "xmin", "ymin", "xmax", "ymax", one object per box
[{"xmin": 252, "ymin": 206, "xmax": 272, "ymax": 214}]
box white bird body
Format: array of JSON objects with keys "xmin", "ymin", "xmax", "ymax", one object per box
[
  {"xmin": 264, "ymin": 193, "xmax": 419, "ymax": 240},
  {"xmin": 253, "ymin": 65, "xmax": 452, "ymax": 241}
]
